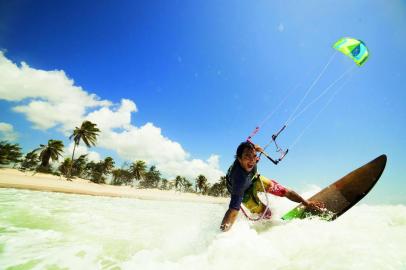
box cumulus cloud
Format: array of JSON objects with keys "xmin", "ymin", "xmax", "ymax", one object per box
[
  {"xmin": 0, "ymin": 51, "xmax": 110, "ymax": 131},
  {"xmin": 157, "ymin": 154, "xmax": 223, "ymax": 183},
  {"xmin": 0, "ymin": 122, "xmax": 18, "ymax": 141},
  {"xmin": 86, "ymin": 99, "xmax": 137, "ymax": 131},
  {"xmin": 65, "ymin": 142, "xmax": 102, "ymax": 162},
  {"xmin": 0, "ymin": 52, "xmax": 224, "ymax": 182},
  {"xmin": 97, "ymin": 122, "xmax": 223, "ymax": 181}
]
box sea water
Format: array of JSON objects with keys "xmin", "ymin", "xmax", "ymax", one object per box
[{"xmin": 0, "ymin": 188, "xmax": 405, "ymax": 270}]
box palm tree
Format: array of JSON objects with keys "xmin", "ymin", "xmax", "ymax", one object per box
[
  {"xmin": 202, "ymin": 182, "xmax": 210, "ymax": 195},
  {"xmin": 103, "ymin": 157, "xmax": 115, "ymax": 172},
  {"xmin": 196, "ymin": 174, "xmax": 208, "ymax": 194},
  {"xmin": 84, "ymin": 161, "xmax": 97, "ymax": 180},
  {"xmin": 71, "ymin": 154, "xmax": 88, "ymax": 177},
  {"xmin": 98, "ymin": 156, "xmax": 115, "ymax": 183},
  {"xmin": 111, "ymin": 168, "xmax": 132, "ymax": 186},
  {"xmin": 86, "ymin": 157, "xmax": 114, "ymax": 184},
  {"xmin": 208, "ymin": 183, "xmax": 222, "ymax": 197},
  {"xmin": 139, "ymin": 165, "xmax": 161, "ymax": 188},
  {"xmin": 20, "ymin": 150, "xmax": 40, "ymax": 171},
  {"xmin": 160, "ymin": 178, "xmax": 169, "ymax": 190},
  {"xmin": 207, "ymin": 176, "xmax": 229, "ymax": 197},
  {"xmin": 85, "ymin": 157, "xmax": 115, "ymax": 184},
  {"xmin": 218, "ymin": 176, "xmax": 229, "ymax": 196},
  {"xmin": 129, "ymin": 160, "xmax": 147, "ymax": 185},
  {"xmin": 0, "ymin": 141, "xmax": 22, "ymax": 166},
  {"xmin": 174, "ymin": 175, "xmax": 183, "ymax": 191},
  {"xmin": 34, "ymin": 140, "xmax": 64, "ymax": 168},
  {"xmin": 58, "ymin": 158, "xmax": 72, "ymax": 176},
  {"xmin": 68, "ymin": 120, "xmax": 100, "ymax": 178},
  {"xmin": 182, "ymin": 178, "xmax": 193, "ymax": 193}
]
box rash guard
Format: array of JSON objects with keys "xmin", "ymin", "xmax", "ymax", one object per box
[
  {"xmin": 226, "ymin": 160, "xmax": 288, "ymax": 212},
  {"xmin": 226, "ymin": 160, "xmax": 257, "ymax": 210}
]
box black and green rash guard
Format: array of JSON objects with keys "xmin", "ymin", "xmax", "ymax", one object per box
[{"xmin": 226, "ymin": 160, "xmax": 257, "ymax": 210}]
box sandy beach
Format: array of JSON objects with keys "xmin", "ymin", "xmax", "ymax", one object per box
[{"xmin": 0, "ymin": 168, "xmax": 228, "ymax": 204}]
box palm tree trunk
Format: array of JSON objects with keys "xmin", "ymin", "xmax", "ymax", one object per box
[
  {"xmin": 41, "ymin": 151, "xmax": 51, "ymax": 167},
  {"xmin": 67, "ymin": 142, "xmax": 77, "ymax": 180}
]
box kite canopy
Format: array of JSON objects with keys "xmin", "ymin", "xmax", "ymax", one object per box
[{"xmin": 333, "ymin": 37, "xmax": 369, "ymax": 66}]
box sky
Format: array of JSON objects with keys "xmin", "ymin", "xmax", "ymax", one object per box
[{"xmin": 0, "ymin": 0, "xmax": 405, "ymax": 204}]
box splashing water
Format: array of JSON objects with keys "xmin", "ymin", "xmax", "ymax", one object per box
[{"xmin": 0, "ymin": 188, "xmax": 405, "ymax": 270}]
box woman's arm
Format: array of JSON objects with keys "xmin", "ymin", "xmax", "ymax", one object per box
[
  {"xmin": 220, "ymin": 208, "xmax": 239, "ymax": 232},
  {"xmin": 284, "ymin": 189, "xmax": 324, "ymax": 210},
  {"xmin": 284, "ymin": 188, "xmax": 310, "ymax": 206}
]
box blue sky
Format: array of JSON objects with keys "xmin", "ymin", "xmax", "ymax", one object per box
[{"xmin": 0, "ymin": 1, "xmax": 405, "ymax": 204}]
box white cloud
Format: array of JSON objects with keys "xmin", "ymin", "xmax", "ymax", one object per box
[
  {"xmin": 97, "ymin": 122, "xmax": 223, "ymax": 182},
  {"xmin": 86, "ymin": 99, "xmax": 137, "ymax": 131},
  {"xmin": 0, "ymin": 122, "xmax": 18, "ymax": 141},
  {"xmin": 0, "ymin": 51, "xmax": 110, "ymax": 131},
  {"xmin": 65, "ymin": 142, "xmax": 101, "ymax": 162},
  {"xmin": 158, "ymin": 155, "xmax": 223, "ymax": 183},
  {"xmin": 0, "ymin": 52, "xmax": 224, "ymax": 182}
]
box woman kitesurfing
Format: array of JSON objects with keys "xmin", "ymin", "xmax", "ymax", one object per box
[
  {"xmin": 220, "ymin": 141, "xmax": 322, "ymax": 231},
  {"xmin": 220, "ymin": 37, "xmax": 369, "ymax": 231}
]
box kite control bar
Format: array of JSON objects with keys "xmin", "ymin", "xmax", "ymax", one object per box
[
  {"xmin": 270, "ymin": 125, "xmax": 289, "ymax": 163},
  {"xmin": 259, "ymin": 148, "xmax": 282, "ymax": 165},
  {"xmin": 272, "ymin": 125, "xmax": 286, "ymax": 142},
  {"xmin": 247, "ymin": 124, "xmax": 289, "ymax": 165}
]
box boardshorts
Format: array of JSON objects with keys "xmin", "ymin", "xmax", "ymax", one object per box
[{"xmin": 242, "ymin": 175, "xmax": 287, "ymax": 218}]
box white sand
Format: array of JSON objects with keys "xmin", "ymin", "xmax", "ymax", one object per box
[{"xmin": 0, "ymin": 168, "xmax": 228, "ymax": 204}]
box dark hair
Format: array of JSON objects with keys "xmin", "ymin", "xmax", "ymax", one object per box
[{"xmin": 235, "ymin": 141, "xmax": 255, "ymax": 159}]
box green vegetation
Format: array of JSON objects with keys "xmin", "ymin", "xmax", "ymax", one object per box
[
  {"xmin": 68, "ymin": 120, "xmax": 101, "ymax": 179},
  {"xmin": 0, "ymin": 141, "xmax": 22, "ymax": 167},
  {"xmin": 34, "ymin": 140, "xmax": 64, "ymax": 168},
  {"xmin": 20, "ymin": 150, "xmax": 40, "ymax": 171},
  {"xmin": 0, "ymin": 120, "xmax": 229, "ymax": 197}
]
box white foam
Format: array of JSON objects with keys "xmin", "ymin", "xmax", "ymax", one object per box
[{"xmin": 0, "ymin": 188, "xmax": 405, "ymax": 270}]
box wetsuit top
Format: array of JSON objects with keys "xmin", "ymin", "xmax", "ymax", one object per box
[{"xmin": 226, "ymin": 160, "xmax": 258, "ymax": 210}]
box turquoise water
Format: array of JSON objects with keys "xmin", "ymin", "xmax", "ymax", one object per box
[{"xmin": 1, "ymin": 188, "xmax": 405, "ymax": 270}]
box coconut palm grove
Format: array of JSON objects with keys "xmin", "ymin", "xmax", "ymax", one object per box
[{"xmin": 0, "ymin": 120, "xmax": 228, "ymax": 197}]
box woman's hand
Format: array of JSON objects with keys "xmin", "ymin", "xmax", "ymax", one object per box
[
  {"xmin": 304, "ymin": 200, "xmax": 325, "ymax": 212},
  {"xmin": 254, "ymin": 144, "xmax": 263, "ymax": 153}
]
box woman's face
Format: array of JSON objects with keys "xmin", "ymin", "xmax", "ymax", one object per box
[{"xmin": 238, "ymin": 147, "xmax": 257, "ymax": 172}]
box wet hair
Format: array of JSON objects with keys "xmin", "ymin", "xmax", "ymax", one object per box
[{"xmin": 235, "ymin": 141, "xmax": 255, "ymax": 159}]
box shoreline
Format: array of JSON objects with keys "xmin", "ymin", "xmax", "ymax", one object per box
[{"xmin": 0, "ymin": 168, "xmax": 228, "ymax": 205}]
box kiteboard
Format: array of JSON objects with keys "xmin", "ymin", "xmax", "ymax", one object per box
[{"xmin": 282, "ymin": 154, "xmax": 387, "ymax": 221}]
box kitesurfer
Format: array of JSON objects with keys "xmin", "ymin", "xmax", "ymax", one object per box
[{"xmin": 220, "ymin": 141, "xmax": 322, "ymax": 232}]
